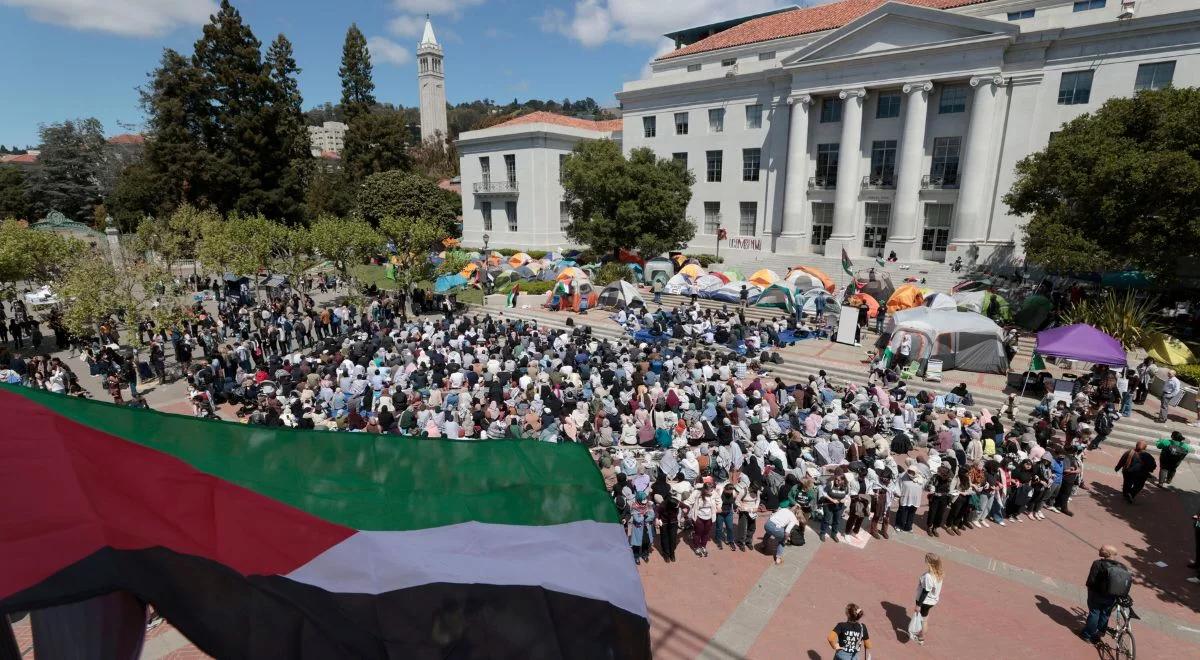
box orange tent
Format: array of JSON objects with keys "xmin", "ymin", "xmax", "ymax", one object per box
[
  {"xmin": 460, "ymin": 262, "xmax": 480, "ymax": 278},
  {"xmin": 748, "ymin": 268, "xmax": 781, "ymax": 288},
  {"xmin": 680, "ymin": 263, "xmax": 704, "ymax": 278},
  {"xmin": 886, "ymin": 283, "xmax": 925, "ymax": 313},
  {"xmin": 486, "ymin": 251, "xmax": 504, "ymax": 267},
  {"xmin": 848, "ymin": 293, "xmax": 880, "ymax": 318},
  {"xmin": 545, "ymin": 278, "xmax": 598, "ymax": 312},
  {"xmin": 556, "ymin": 267, "xmax": 587, "ymax": 281},
  {"xmin": 796, "ymin": 266, "xmax": 835, "ymax": 293},
  {"xmin": 507, "ymin": 252, "xmax": 531, "ymax": 268}
]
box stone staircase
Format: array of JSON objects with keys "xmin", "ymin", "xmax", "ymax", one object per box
[
  {"xmin": 481, "ymin": 299, "xmax": 1197, "ymax": 462},
  {"xmin": 716, "ymin": 252, "xmax": 966, "ymax": 294}
]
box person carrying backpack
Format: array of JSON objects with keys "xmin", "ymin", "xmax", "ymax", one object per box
[
  {"xmin": 1155, "ymin": 431, "xmax": 1191, "ymax": 486},
  {"xmin": 1115, "ymin": 441, "xmax": 1157, "ymax": 503},
  {"xmin": 1080, "ymin": 545, "xmax": 1131, "ymax": 644}
]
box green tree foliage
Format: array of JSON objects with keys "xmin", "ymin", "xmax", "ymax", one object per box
[
  {"xmin": 1060, "ymin": 290, "xmax": 1164, "ymax": 350},
  {"xmin": 107, "ymin": 162, "xmax": 161, "ymax": 233},
  {"xmin": 309, "ymin": 215, "xmax": 382, "ymax": 281},
  {"xmin": 263, "ymin": 34, "xmax": 311, "ymax": 224},
  {"xmin": 409, "ymin": 137, "xmax": 458, "ymax": 179},
  {"xmin": 271, "ymin": 224, "xmax": 314, "ymax": 289},
  {"xmin": 1005, "ymin": 87, "xmax": 1200, "ymax": 279},
  {"xmin": 356, "ymin": 170, "xmax": 459, "ymax": 228},
  {"xmin": 141, "ymin": 48, "xmax": 208, "ymax": 216},
  {"xmin": 562, "ymin": 141, "xmax": 695, "ymax": 258},
  {"xmin": 304, "ymin": 165, "xmax": 355, "ymax": 222},
  {"xmin": 0, "ymin": 166, "xmax": 32, "ymax": 221},
  {"xmin": 342, "ymin": 111, "xmax": 412, "ymax": 182},
  {"xmin": 339, "ymin": 24, "xmax": 376, "ymax": 124},
  {"xmin": 223, "ymin": 212, "xmax": 278, "ymax": 278},
  {"xmin": 135, "ymin": 204, "xmax": 208, "ymax": 271},
  {"xmin": 58, "ymin": 257, "xmax": 187, "ymax": 345},
  {"xmin": 379, "ymin": 216, "xmax": 446, "ymax": 289},
  {"xmin": 196, "ymin": 214, "xmax": 238, "ymax": 276},
  {"xmin": 27, "ymin": 118, "xmax": 107, "ymax": 220},
  {"xmin": 0, "ymin": 219, "xmax": 87, "ymax": 293}
]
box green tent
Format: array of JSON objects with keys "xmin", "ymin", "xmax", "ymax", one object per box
[
  {"xmin": 1014, "ymin": 294, "xmax": 1053, "ymax": 331},
  {"xmin": 755, "ymin": 284, "xmax": 796, "ymax": 313}
]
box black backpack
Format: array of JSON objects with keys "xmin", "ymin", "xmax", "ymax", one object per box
[
  {"xmin": 1165, "ymin": 442, "xmax": 1188, "ymax": 461},
  {"xmin": 1104, "ymin": 561, "xmax": 1133, "ymax": 597}
]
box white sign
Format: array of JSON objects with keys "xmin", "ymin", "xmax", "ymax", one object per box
[
  {"xmin": 727, "ymin": 237, "xmax": 762, "ymax": 251},
  {"xmin": 835, "ymin": 307, "xmax": 859, "ymax": 346}
]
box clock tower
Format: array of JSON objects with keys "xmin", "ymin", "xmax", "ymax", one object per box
[{"xmin": 417, "ymin": 16, "xmax": 448, "ymax": 143}]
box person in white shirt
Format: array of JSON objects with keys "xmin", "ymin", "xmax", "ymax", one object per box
[
  {"xmin": 908, "ymin": 553, "xmax": 944, "ymax": 645},
  {"xmin": 762, "ymin": 505, "xmax": 803, "ymax": 565}
]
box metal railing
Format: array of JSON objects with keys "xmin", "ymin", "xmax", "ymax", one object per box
[
  {"xmin": 921, "ymin": 174, "xmax": 959, "ymax": 190},
  {"xmin": 808, "ymin": 175, "xmax": 836, "ymax": 190},
  {"xmin": 473, "ymin": 180, "xmax": 519, "ymax": 194},
  {"xmin": 861, "ymin": 174, "xmax": 896, "ymax": 189}
]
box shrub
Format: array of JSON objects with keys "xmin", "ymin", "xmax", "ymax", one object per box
[
  {"xmin": 688, "ymin": 253, "xmax": 723, "ymax": 267},
  {"xmin": 499, "ymin": 280, "xmax": 556, "ymax": 295},
  {"xmin": 593, "ymin": 262, "xmax": 633, "ymax": 286},
  {"xmin": 1059, "ymin": 290, "xmax": 1163, "ymax": 350},
  {"xmin": 1177, "ymin": 364, "xmax": 1200, "ymax": 387}
]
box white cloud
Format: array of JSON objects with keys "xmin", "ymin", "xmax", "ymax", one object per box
[
  {"xmin": 388, "ymin": 14, "xmax": 426, "ymax": 38},
  {"xmin": 540, "ymin": 0, "xmax": 793, "ymax": 47},
  {"xmin": 0, "ymin": 0, "xmax": 216, "ymax": 37},
  {"xmin": 367, "ymin": 36, "xmax": 412, "ymax": 66},
  {"xmin": 391, "ymin": 0, "xmax": 486, "ymax": 16}
]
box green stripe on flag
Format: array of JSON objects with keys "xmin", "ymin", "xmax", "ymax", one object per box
[{"xmin": 3, "ymin": 386, "xmax": 617, "ymax": 531}]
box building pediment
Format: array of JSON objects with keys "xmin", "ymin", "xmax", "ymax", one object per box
[{"xmin": 781, "ymin": 2, "xmax": 1018, "ymax": 67}]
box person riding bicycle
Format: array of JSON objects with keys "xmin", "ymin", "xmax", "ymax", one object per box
[{"xmin": 1081, "ymin": 544, "xmax": 1132, "ymax": 644}]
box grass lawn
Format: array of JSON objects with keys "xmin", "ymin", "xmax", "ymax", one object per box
[{"xmin": 351, "ymin": 264, "xmax": 483, "ymax": 305}]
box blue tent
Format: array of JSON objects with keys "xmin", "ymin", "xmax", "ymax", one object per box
[{"xmin": 434, "ymin": 274, "xmax": 468, "ymax": 293}]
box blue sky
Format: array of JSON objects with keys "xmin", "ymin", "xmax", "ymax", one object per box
[{"xmin": 0, "ymin": 0, "xmax": 800, "ymax": 147}]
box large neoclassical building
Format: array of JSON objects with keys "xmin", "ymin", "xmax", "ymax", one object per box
[{"xmin": 459, "ymin": 0, "xmax": 1199, "ymax": 263}]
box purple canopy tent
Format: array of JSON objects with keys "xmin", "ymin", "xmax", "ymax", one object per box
[{"xmin": 1035, "ymin": 323, "xmax": 1128, "ymax": 367}]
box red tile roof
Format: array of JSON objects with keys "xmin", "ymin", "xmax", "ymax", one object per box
[
  {"xmin": 107, "ymin": 133, "xmax": 145, "ymax": 145},
  {"xmin": 319, "ymin": 150, "xmax": 341, "ymax": 160},
  {"xmin": 0, "ymin": 153, "xmax": 37, "ymax": 164},
  {"xmin": 658, "ymin": 0, "xmax": 994, "ymax": 60},
  {"xmin": 493, "ymin": 111, "xmax": 622, "ymax": 133}
]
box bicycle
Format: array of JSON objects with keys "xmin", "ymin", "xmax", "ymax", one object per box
[{"xmin": 1106, "ymin": 594, "xmax": 1138, "ymax": 660}]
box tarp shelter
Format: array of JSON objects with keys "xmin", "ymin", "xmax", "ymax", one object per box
[
  {"xmin": 260, "ymin": 274, "xmax": 288, "ymax": 290},
  {"xmin": 749, "ymin": 268, "xmax": 781, "ymax": 288},
  {"xmin": 796, "ymin": 266, "xmax": 834, "ymax": 293},
  {"xmin": 680, "ymin": 263, "xmax": 705, "ymax": 279},
  {"xmin": 955, "ymin": 290, "xmax": 1011, "ymax": 321},
  {"xmin": 545, "ymin": 279, "xmax": 598, "ymax": 312},
  {"xmin": 664, "ymin": 273, "xmax": 693, "ymax": 294},
  {"xmin": 855, "ymin": 269, "xmax": 894, "ymax": 302},
  {"xmin": 23, "ymin": 286, "xmax": 59, "ymax": 307},
  {"xmin": 886, "ymin": 284, "xmax": 925, "ymax": 313},
  {"xmin": 694, "ymin": 274, "xmax": 727, "ymax": 293},
  {"xmin": 848, "ymin": 292, "xmax": 880, "ymax": 318},
  {"xmin": 884, "ymin": 308, "xmax": 1009, "ymax": 374},
  {"xmin": 508, "ymin": 252, "xmax": 531, "ymax": 268},
  {"xmin": 1035, "ymin": 324, "xmax": 1127, "ymax": 367},
  {"xmin": 1014, "ymin": 294, "xmax": 1053, "ymax": 331},
  {"xmin": 434, "ymin": 274, "xmax": 468, "ymax": 293},
  {"xmin": 951, "ymin": 277, "xmax": 994, "ymax": 294},
  {"xmin": 645, "ymin": 258, "xmax": 673, "ymax": 285},
  {"xmin": 756, "ymin": 284, "xmax": 796, "ymax": 312},
  {"xmin": 709, "ymin": 282, "xmax": 761, "ymax": 304},
  {"xmin": 1144, "ymin": 333, "xmax": 1197, "ymax": 366},
  {"xmin": 786, "ymin": 269, "xmax": 825, "ymax": 291},
  {"xmin": 924, "ymin": 292, "xmax": 957, "ymax": 310},
  {"xmin": 1100, "ymin": 270, "xmax": 1152, "ymax": 289},
  {"xmin": 597, "ymin": 280, "xmax": 645, "ymax": 310}
]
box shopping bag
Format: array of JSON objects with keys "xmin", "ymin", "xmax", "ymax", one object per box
[{"xmin": 906, "ymin": 611, "xmax": 923, "ymax": 639}]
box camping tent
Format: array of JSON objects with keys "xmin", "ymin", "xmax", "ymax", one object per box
[
  {"xmin": 507, "ymin": 252, "xmax": 531, "ymax": 268},
  {"xmin": 748, "ymin": 268, "xmax": 781, "ymax": 288},
  {"xmin": 785, "ymin": 269, "xmax": 825, "ymax": 291},
  {"xmin": 883, "ymin": 308, "xmax": 1009, "ymax": 374},
  {"xmin": 756, "ymin": 284, "xmax": 796, "ymax": 312},
  {"xmin": 954, "ymin": 290, "xmax": 1011, "ymax": 321},
  {"xmin": 645, "ymin": 257, "xmax": 673, "ymax": 285},
  {"xmin": 597, "ymin": 280, "xmax": 645, "ymax": 310},
  {"xmin": 664, "ymin": 273, "xmax": 693, "ymax": 294},
  {"xmin": 1014, "ymin": 294, "xmax": 1053, "ymax": 331},
  {"xmin": 855, "ymin": 269, "xmax": 895, "ymax": 302},
  {"xmin": 694, "ymin": 274, "xmax": 727, "ymax": 293},
  {"xmin": 722, "ymin": 269, "xmax": 745, "ymax": 283},
  {"xmin": 797, "ymin": 287, "xmax": 840, "ymax": 317},
  {"xmin": 679, "ymin": 263, "xmax": 705, "ymax": 279},
  {"xmin": 515, "ymin": 266, "xmax": 538, "ymax": 280},
  {"xmin": 795, "ymin": 266, "xmax": 834, "ymax": 293},
  {"xmin": 545, "ymin": 279, "xmax": 598, "ymax": 312},
  {"xmin": 924, "ymin": 292, "xmax": 957, "ymax": 310},
  {"xmin": 709, "ymin": 282, "xmax": 761, "ymax": 304},
  {"xmin": 434, "ymin": 274, "xmax": 468, "ymax": 293},
  {"xmin": 848, "ymin": 292, "xmax": 880, "ymax": 318},
  {"xmin": 556, "ymin": 267, "xmax": 587, "ymax": 282},
  {"xmin": 1144, "ymin": 333, "xmax": 1197, "ymax": 366},
  {"xmin": 1035, "ymin": 324, "xmax": 1127, "ymax": 367},
  {"xmin": 886, "ymin": 284, "xmax": 925, "ymax": 313}
]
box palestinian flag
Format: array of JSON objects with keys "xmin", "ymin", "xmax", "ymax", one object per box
[
  {"xmin": 0, "ymin": 386, "xmax": 649, "ymax": 659},
  {"xmin": 841, "ymin": 247, "xmax": 854, "ymax": 278}
]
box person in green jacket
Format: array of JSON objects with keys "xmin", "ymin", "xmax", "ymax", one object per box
[{"xmin": 1156, "ymin": 431, "xmax": 1192, "ymax": 486}]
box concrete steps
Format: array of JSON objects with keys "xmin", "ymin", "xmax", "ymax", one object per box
[
  {"xmin": 717, "ymin": 252, "xmax": 965, "ymax": 294},
  {"xmin": 486, "ymin": 303, "xmax": 1193, "ymax": 460}
]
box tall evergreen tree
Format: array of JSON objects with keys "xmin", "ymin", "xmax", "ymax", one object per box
[
  {"xmin": 26, "ymin": 118, "xmax": 107, "ymax": 220},
  {"xmin": 142, "ymin": 48, "xmax": 209, "ymax": 213},
  {"xmin": 339, "ymin": 24, "xmax": 376, "ymax": 124},
  {"xmin": 265, "ymin": 33, "xmax": 311, "ymax": 223}
]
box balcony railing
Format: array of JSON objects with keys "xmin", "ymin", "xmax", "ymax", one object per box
[
  {"xmin": 808, "ymin": 175, "xmax": 836, "ymax": 190},
  {"xmin": 861, "ymin": 174, "xmax": 896, "ymax": 190},
  {"xmin": 921, "ymin": 174, "xmax": 959, "ymax": 190},
  {"xmin": 474, "ymin": 180, "xmax": 519, "ymax": 194}
]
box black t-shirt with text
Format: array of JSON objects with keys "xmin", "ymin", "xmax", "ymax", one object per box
[{"xmin": 834, "ymin": 621, "xmax": 869, "ymax": 653}]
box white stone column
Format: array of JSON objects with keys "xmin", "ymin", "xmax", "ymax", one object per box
[
  {"xmin": 950, "ymin": 74, "xmax": 1007, "ymax": 256},
  {"xmin": 777, "ymin": 94, "xmax": 813, "ymax": 255},
  {"xmin": 884, "ymin": 81, "xmax": 932, "ymax": 262},
  {"xmin": 825, "ymin": 88, "xmax": 866, "ymax": 259}
]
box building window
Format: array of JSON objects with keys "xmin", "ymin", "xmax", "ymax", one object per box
[
  {"xmin": 939, "ymin": 85, "xmax": 968, "ymax": 114},
  {"xmin": 759, "ymin": 51, "xmax": 776, "ymax": 61},
  {"xmin": 643, "ymin": 116, "xmax": 656, "ymax": 138},
  {"xmin": 930, "ymin": 137, "xmax": 961, "ymax": 187},
  {"xmin": 742, "ymin": 148, "xmax": 761, "ymax": 182},
  {"xmin": 820, "ymin": 97, "xmax": 842, "ymax": 123},
  {"xmin": 815, "ymin": 143, "xmax": 839, "ymax": 187},
  {"xmin": 505, "ymin": 201, "xmax": 517, "ymax": 232},
  {"xmin": 1135, "ymin": 61, "xmax": 1175, "ymax": 91},
  {"xmin": 869, "ymin": 140, "xmax": 897, "ymax": 186},
  {"xmin": 558, "ymin": 153, "xmax": 568, "ymax": 183},
  {"xmin": 863, "ymin": 203, "xmax": 891, "ymax": 253},
  {"xmin": 811, "ymin": 203, "xmax": 834, "ymax": 247},
  {"xmin": 481, "ymin": 201, "xmax": 492, "ymax": 232},
  {"xmin": 1058, "ymin": 70, "xmax": 1094, "ymax": 105},
  {"xmin": 709, "ymin": 108, "xmax": 725, "ymax": 133},
  {"xmin": 739, "ymin": 202, "xmax": 757, "ymax": 236},
  {"xmin": 706, "ymin": 150, "xmax": 722, "ymax": 182},
  {"xmin": 703, "ymin": 202, "xmax": 721, "ymax": 235},
  {"xmin": 672, "ymin": 152, "xmax": 688, "ymax": 169},
  {"xmin": 876, "ymin": 91, "xmax": 901, "ymax": 119},
  {"xmin": 559, "ymin": 201, "xmax": 571, "ymax": 230},
  {"xmin": 504, "ymin": 154, "xmax": 516, "ymax": 184},
  {"xmin": 921, "ymin": 204, "xmax": 953, "ymax": 255},
  {"xmin": 1073, "ymin": 0, "xmax": 1105, "ymax": 11},
  {"xmin": 675, "ymin": 112, "xmax": 689, "ymax": 135},
  {"xmin": 479, "ymin": 156, "xmax": 491, "ymax": 183},
  {"xmin": 1007, "ymin": 9, "xmax": 1035, "ymax": 20},
  {"xmin": 721, "ymin": 57, "xmax": 736, "ymax": 67},
  {"xmin": 745, "ymin": 104, "xmax": 763, "ymax": 129},
  {"xmin": 687, "ymin": 63, "xmax": 701, "ymax": 72}
]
